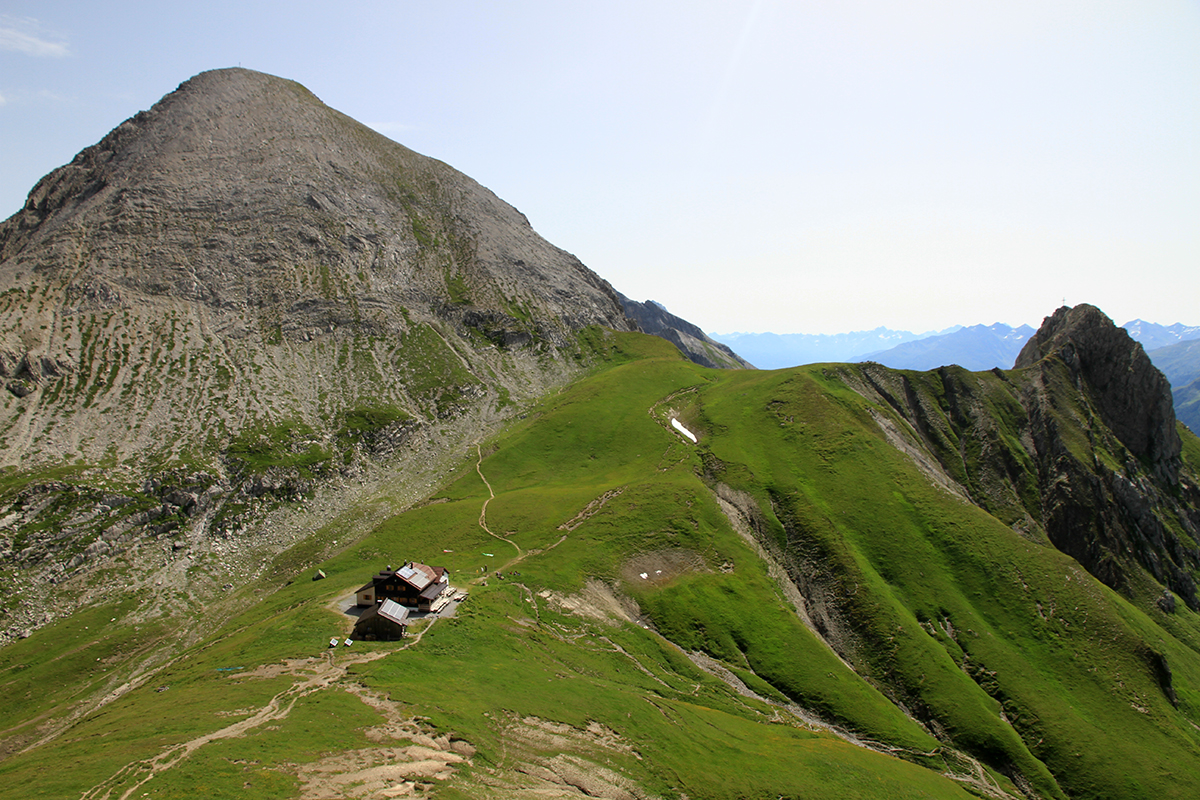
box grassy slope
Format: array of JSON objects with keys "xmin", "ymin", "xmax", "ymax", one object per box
[
  {"xmin": 697, "ymin": 365, "xmax": 1200, "ymax": 799},
  {"xmin": 1, "ymin": 332, "xmax": 1199, "ymax": 798}
]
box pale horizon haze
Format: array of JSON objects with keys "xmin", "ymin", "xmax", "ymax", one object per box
[{"xmin": 1, "ymin": 1, "xmax": 1197, "ymax": 335}]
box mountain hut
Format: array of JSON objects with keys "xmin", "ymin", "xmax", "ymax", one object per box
[{"xmin": 355, "ymin": 561, "xmax": 450, "ymax": 612}]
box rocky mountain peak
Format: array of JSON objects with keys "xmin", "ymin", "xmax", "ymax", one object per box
[
  {"xmin": 8, "ymin": 69, "xmax": 332, "ymax": 251},
  {"xmin": 2, "ymin": 67, "xmax": 631, "ymax": 349},
  {"xmin": 1016, "ymin": 303, "xmax": 1181, "ymax": 483},
  {"xmin": 0, "ymin": 67, "xmax": 645, "ymax": 467}
]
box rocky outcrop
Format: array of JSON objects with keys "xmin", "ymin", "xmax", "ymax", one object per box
[
  {"xmin": 617, "ymin": 294, "xmax": 753, "ymax": 369},
  {"xmin": 0, "ymin": 349, "xmax": 74, "ymax": 397},
  {"xmin": 1012, "ymin": 305, "xmax": 1198, "ymax": 607},
  {"xmin": 846, "ymin": 304, "xmax": 1200, "ymax": 611},
  {"xmin": 1016, "ymin": 304, "xmax": 1180, "ymax": 484}
]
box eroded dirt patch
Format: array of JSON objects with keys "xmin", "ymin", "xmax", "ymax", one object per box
[
  {"xmin": 537, "ymin": 579, "xmax": 638, "ymax": 625},
  {"xmin": 460, "ymin": 714, "xmax": 656, "ymax": 800},
  {"xmin": 503, "ymin": 715, "xmax": 639, "ymax": 758},
  {"xmin": 294, "ymin": 744, "xmax": 465, "ymax": 799},
  {"xmin": 621, "ymin": 548, "xmax": 706, "ymax": 587},
  {"xmin": 288, "ymin": 674, "xmax": 475, "ymax": 799}
]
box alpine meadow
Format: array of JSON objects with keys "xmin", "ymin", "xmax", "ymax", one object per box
[{"xmin": 1, "ymin": 69, "xmax": 1198, "ymax": 800}]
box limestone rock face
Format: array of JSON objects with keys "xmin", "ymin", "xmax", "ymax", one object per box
[
  {"xmin": 0, "ymin": 67, "xmax": 636, "ymax": 468},
  {"xmin": 1016, "ymin": 304, "xmax": 1180, "ymax": 483},
  {"xmin": 2, "ymin": 67, "xmax": 630, "ymax": 339}
]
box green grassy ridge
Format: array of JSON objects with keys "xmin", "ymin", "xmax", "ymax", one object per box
[
  {"xmin": 352, "ymin": 344, "xmax": 968, "ymax": 770},
  {"xmin": 0, "ymin": 507, "xmax": 976, "ymax": 800},
  {"xmin": 4, "ymin": 332, "xmax": 1200, "ymax": 797},
  {"xmin": 354, "ymin": 587, "xmax": 977, "ymax": 800},
  {"xmin": 692, "ymin": 368, "xmax": 1065, "ymax": 796},
  {"xmin": 0, "ymin": 337, "xmax": 981, "ymax": 798},
  {"xmin": 696, "ymin": 364, "xmax": 1200, "ymax": 798}
]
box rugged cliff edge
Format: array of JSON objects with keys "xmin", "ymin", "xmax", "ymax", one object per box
[
  {"xmin": 617, "ymin": 293, "xmax": 754, "ymax": 369},
  {"xmin": 844, "ymin": 304, "xmax": 1200, "ymax": 613},
  {"xmin": 1014, "ymin": 305, "xmax": 1198, "ymax": 607},
  {"xmin": 1015, "ymin": 304, "xmax": 1181, "ymax": 484}
]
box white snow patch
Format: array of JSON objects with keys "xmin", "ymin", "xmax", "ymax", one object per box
[{"xmin": 671, "ymin": 418, "xmax": 697, "ymax": 443}]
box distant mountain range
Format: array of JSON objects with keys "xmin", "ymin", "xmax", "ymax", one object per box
[
  {"xmin": 710, "ymin": 327, "xmax": 960, "ymax": 369},
  {"xmin": 1148, "ymin": 338, "xmax": 1200, "ymax": 434},
  {"xmin": 713, "ymin": 317, "xmax": 1200, "ymax": 434},
  {"xmin": 714, "ymin": 318, "xmax": 1200, "ymax": 375},
  {"xmin": 856, "ymin": 323, "xmax": 1036, "ymax": 371},
  {"xmin": 1122, "ymin": 320, "xmax": 1200, "ymax": 351}
]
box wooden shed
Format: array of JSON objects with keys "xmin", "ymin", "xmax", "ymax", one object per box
[{"xmin": 352, "ymin": 598, "xmax": 410, "ymax": 641}]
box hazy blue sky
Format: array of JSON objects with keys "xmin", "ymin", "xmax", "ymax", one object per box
[{"xmin": 2, "ymin": 1, "xmax": 1197, "ymax": 334}]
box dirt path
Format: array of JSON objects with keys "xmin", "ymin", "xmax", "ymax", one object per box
[
  {"xmin": 470, "ymin": 443, "xmax": 538, "ymax": 583},
  {"xmin": 78, "ymin": 652, "xmax": 379, "ymax": 800},
  {"xmin": 474, "ymin": 443, "xmax": 520, "ymax": 559},
  {"xmin": 78, "ymin": 616, "xmax": 453, "ymax": 800},
  {"xmin": 471, "ymin": 445, "xmax": 634, "ymax": 585},
  {"xmin": 557, "ymin": 487, "xmax": 624, "ymax": 532}
]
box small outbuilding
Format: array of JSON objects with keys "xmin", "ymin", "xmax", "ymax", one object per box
[{"xmin": 352, "ymin": 598, "xmax": 410, "ymax": 641}]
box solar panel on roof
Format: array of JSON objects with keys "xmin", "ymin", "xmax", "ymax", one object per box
[
  {"xmin": 377, "ymin": 599, "xmax": 410, "ymax": 626},
  {"xmin": 397, "ymin": 564, "xmax": 432, "ymax": 590}
]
